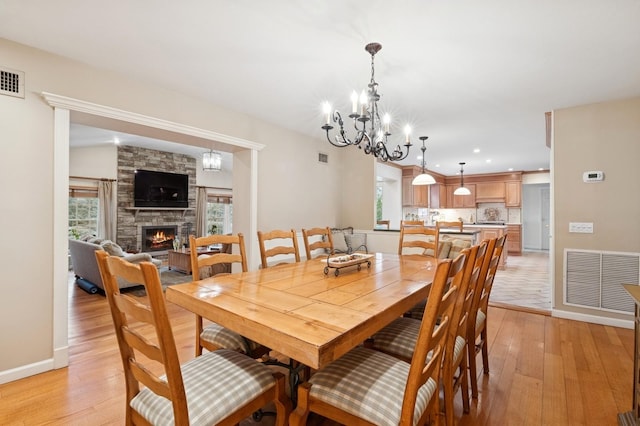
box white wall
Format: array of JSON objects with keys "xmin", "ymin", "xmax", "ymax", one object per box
[{"xmin": 0, "ymin": 37, "xmax": 346, "ymax": 380}]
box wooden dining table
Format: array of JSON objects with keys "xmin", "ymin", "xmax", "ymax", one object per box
[{"xmin": 165, "ymin": 252, "xmax": 437, "ymax": 370}]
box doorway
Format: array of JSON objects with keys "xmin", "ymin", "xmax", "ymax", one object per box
[
  {"xmin": 523, "ymin": 183, "xmax": 550, "ymax": 251},
  {"xmin": 49, "ymin": 93, "xmax": 262, "ymax": 373}
]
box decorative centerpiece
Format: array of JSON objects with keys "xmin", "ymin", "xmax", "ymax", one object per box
[{"xmin": 323, "ymin": 253, "xmax": 374, "ymax": 276}]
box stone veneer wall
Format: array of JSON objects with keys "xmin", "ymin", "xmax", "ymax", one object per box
[{"xmin": 116, "ymin": 145, "xmax": 197, "ymax": 252}]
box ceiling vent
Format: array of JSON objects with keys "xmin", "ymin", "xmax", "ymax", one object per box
[
  {"xmin": 318, "ymin": 152, "xmax": 328, "ymax": 164},
  {"xmin": 1, "ymin": 67, "xmax": 25, "ymax": 99}
]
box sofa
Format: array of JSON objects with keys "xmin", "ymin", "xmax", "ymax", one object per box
[{"xmin": 69, "ymin": 237, "xmax": 162, "ymax": 293}]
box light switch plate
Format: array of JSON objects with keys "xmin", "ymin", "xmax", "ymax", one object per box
[{"xmin": 569, "ymin": 222, "xmax": 593, "ymax": 233}]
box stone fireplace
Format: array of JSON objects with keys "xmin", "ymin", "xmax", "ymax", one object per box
[
  {"xmin": 116, "ymin": 145, "xmax": 197, "ymax": 253},
  {"xmin": 141, "ymin": 225, "xmax": 178, "ymax": 252}
]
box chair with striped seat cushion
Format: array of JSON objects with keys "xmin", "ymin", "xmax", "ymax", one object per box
[
  {"xmin": 95, "ymin": 250, "xmax": 291, "ymax": 426},
  {"xmin": 290, "ymin": 256, "xmax": 459, "ymax": 426},
  {"xmin": 189, "ymin": 233, "xmax": 270, "ymax": 359},
  {"xmin": 468, "ymin": 234, "xmax": 506, "ymax": 399},
  {"xmin": 368, "ymin": 242, "xmax": 488, "ymax": 426}
]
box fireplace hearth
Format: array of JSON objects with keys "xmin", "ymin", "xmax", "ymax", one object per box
[{"xmin": 142, "ymin": 225, "xmax": 178, "ymax": 252}]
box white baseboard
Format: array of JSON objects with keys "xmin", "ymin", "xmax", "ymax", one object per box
[
  {"xmin": 0, "ymin": 346, "xmax": 68, "ymax": 385},
  {"xmin": 0, "ymin": 359, "xmax": 54, "ymax": 385},
  {"xmin": 552, "ymin": 308, "xmax": 634, "ymax": 329}
]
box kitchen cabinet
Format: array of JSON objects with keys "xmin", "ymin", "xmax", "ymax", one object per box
[
  {"xmin": 475, "ymin": 225, "xmax": 508, "ymax": 269},
  {"xmin": 475, "ymin": 182, "xmax": 506, "ymax": 203},
  {"xmin": 507, "ymin": 224, "xmax": 522, "ymax": 255},
  {"xmin": 505, "ymin": 181, "xmax": 521, "ymax": 207},
  {"xmin": 429, "ymin": 184, "xmax": 447, "ymax": 209},
  {"xmin": 451, "ymin": 183, "xmax": 476, "ymax": 208},
  {"xmin": 402, "ymin": 176, "xmax": 428, "ymax": 207}
]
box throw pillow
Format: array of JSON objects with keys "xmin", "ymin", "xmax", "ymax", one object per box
[
  {"xmin": 437, "ymin": 241, "xmax": 452, "ymax": 259},
  {"xmin": 101, "ymin": 240, "xmax": 126, "ymax": 257},
  {"xmin": 449, "ymin": 239, "xmax": 472, "ymax": 259},
  {"xmin": 345, "ymin": 233, "xmax": 367, "ymax": 253},
  {"xmin": 329, "ymin": 227, "xmax": 353, "ymax": 253},
  {"xmin": 87, "ymin": 236, "xmax": 104, "ymax": 245}
]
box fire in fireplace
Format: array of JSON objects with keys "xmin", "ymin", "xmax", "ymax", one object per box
[{"xmin": 142, "ymin": 225, "xmax": 178, "ymax": 252}]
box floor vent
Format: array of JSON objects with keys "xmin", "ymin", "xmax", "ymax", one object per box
[
  {"xmin": 0, "ymin": 67, "xmax": 25, "ymax": 99},
  {"xmin": 318, "ymin": 152, "xmax": 328, "ymax": 164},
  {"xmin": 564, "ymin": 249, "xmax": 640, "ymax": 314}
]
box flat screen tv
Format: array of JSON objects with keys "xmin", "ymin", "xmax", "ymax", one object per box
[{"xmin": 134, "ymin": 169, "xmax": 189, "ymax": 208}]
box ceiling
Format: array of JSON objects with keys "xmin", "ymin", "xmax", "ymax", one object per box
[{"xmin": 2, "ymin": 1, "xmax": 640, "ymax": 176}]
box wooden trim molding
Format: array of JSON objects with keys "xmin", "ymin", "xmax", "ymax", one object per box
[{"xmin": 41, "ymin": 92, "xmax": 265, "ymax": 152}]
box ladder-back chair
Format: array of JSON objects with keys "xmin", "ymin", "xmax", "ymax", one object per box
[
  {"xmin": 290, "ymin": 256, "xmax": 461, "ymax": 426},
  {"xmin": 95, "ymin": 250, "xmax": 290, "ymax": 426},
  {"xmin": 302, "ymin": 227, "xmax": 333, "ymax": 260},
  {"xmin": 189, "ymin": 234, "xmax": 269, "ymax": 359},
  {"xmin": 257, "ymin": 229, "xmax": 300, "ymax": 269}
]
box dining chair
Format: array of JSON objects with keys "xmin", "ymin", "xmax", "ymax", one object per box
[
  {"xmin": 436, "ymin": 220, "xmax": 464, "ymax": 232},
  {"xmin": 468, "ymin": 234, "xmax": 507, "ymax": 398},
  {"xmin": 377, "ymin": 219, "xmax": 390, "ymax": 229},
  {"xmin": 189, "ymin": 234, "xmax": 269, "ymax": 359},
  {"xmin": 398, "ymin": 221, "xmax": 440, "ymax": 258},
  {"xmin": 302, "ymin": 227, "xmax": 333, "ymax": 260},
  {"xmin": 257, "ymin": 228, "xmax": 300, "ymax": 269},
  {"xmin": 95, "ymin": 250, "xmax": 291, "ymax": 426},
  {"xmin": 290, "ymin": 256, "xmax": 460, "ymax": 426},
  {"xmin": 367, "ymin": 245, "xmax": 483, "ymax": 426}
]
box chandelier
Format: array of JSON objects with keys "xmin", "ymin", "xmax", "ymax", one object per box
[
  {"xmin": 202, "ymin": 150, "xmax": 222, "ymax": 171},
  {"xmin": 321, "ymin": 42, "xmax": 421, "ymax": 162}
]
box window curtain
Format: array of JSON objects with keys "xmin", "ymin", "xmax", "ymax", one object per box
[
  {"xmin": 97, "ymin": 180, "xmax": 116, "ymax": 241},
  {"xmin": 196, "ymin": 186, "xmax": 208, "ymax": 237}
]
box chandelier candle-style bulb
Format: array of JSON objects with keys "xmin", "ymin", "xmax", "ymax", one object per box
[
  {"xmin": 323, "ymin": 102, "xmax": 332, "ymax": 125},
  {"xmin": 320, "ymin": 42, "xmax": 418, "ymax": 162},
  {"xmin": 404, "ymin": 125, "xmax": 411, "ymax": 143}
]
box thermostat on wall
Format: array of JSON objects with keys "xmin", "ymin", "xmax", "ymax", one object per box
[{"xmin": 583, "ymin": 171, "xmax": 604, "ymax": 182}]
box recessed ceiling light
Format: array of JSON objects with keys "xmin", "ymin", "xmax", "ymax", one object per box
[
  {"xmin": 473, "ymin": 148, "xmax": 480, "ymax": 153},
  {"xmin": 486, "ymin": 159, "xmax": 492, "ymax": 163},
  {"xmin": 508, "ymin": 167, "xmax": 514, "ymax": 171},
  {"xmin": 435, "ymin": 164, "xmax": 440, "ymax": 168},
  {"xmin": 113, "ymin": 136, "xmax": 120, "ymax": 145}
]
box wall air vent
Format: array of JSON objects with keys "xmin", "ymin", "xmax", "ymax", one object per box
[
  {"xmin": 564, "ymin": 249, "xmax": 640, "ymax": 314},
  {"xmin": 318, "ymin": 152, "xmax": 328, "ymax": 164},
  {"xmin": 0, "ymin": 67, "xmax": 25, "ymax": 99}
]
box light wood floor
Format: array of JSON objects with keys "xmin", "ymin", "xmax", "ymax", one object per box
[{"xmin": 0, "ymin": 275, "xmax": 634, "ymax": 425}]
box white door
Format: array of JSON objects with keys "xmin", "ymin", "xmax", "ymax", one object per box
[{"xmin": 540, "ymin": 187, "xmax": 550, "ymax": 250}]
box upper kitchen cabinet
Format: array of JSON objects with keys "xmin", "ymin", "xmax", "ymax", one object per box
[
  {"xmin": 402, "ymin": 175, "xmax": 428, "ymax": 207},
  {"xmin": 444, "ymin": 183, "xmax": 476, "ymax": 208},
  {"xmin": 505, "ymin": 181, "xmax": 521, "ymax": 207},
  {"xmin": 402, "ymin": 166, "xmax": 444, "ymax": 208},
  {"xmin": 475, "ymin": 182, "xmax": 505, "ymax": 203}
]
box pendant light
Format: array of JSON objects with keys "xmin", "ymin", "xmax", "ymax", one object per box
[
  {"xmin": 453, "ymin": 162, "xmax": 471, "ymax": 195},
  {"xmin": 203, "ymin": 150, "xmax": 222, "ymax": 171},
  {"xmin": 412, "ymin": 136, "xmax": 436, "ymax": 185}
]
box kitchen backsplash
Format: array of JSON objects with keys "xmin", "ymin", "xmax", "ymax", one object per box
[{"xmin": 403, "ymin": 203, "xmax": 521, "ymax": 224}]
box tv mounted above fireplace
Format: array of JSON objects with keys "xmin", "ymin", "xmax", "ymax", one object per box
[{"xmin": 134, "ymin": 169, "xmax": 188, "ymax": 208}]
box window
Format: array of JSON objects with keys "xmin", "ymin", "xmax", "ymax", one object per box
[
  {"xmin": 69, "ymin": 187, "xmax": 99, "ymax": 239},
  {"xmin": 206, "ymin": 195, "xmax": 232, "ymax": 235}
]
